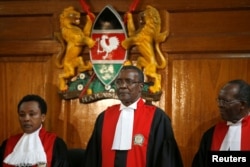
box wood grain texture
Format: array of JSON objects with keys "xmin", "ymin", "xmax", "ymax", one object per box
[
  {"xmin": 169, "ymin": 55, "xmax": 250, "ymax": 165},
  {"xmin": 0, "ymin": 1, "xmax": 250, "ymax": 166}
]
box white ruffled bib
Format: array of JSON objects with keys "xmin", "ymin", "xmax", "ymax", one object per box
[{"xmin": 4, "ymin": 126, "xmax": 47, "ymax": 166}]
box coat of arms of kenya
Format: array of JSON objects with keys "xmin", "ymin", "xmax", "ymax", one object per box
[
  {"xmin": 55, "ymin": 5, "xmax": 168, "ymax": 102},
  {"xmin": 122, "ymin": 5, "xmax": 169, "ymax": 93}
]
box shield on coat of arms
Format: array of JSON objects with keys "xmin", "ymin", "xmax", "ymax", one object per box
[{"xmin": 90, "ymin": 5, "xmax": 127, "ymax": 86}]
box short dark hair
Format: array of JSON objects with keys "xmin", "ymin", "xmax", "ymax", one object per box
[
  {"xmin": 17, "ymin": 94, "xmax": 47, "ymax": 114},
  {"xmin": 120, "ymin": 65, "xmax": 144, "ymax": 83},
  {"xmin": 227, "ymin": 79, "xmax": 250, "ymax": 107}
]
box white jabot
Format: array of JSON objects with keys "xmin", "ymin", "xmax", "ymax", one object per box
[
  {"xmin": 220, "ymin": 120, "xmax": 242, "ymax": 151},
  {"xmin": 4, "ymin": 125, "xmax": 47, "ymax": 166},
  {"xmin": 112, "ymin": 100, "xmax": 138, "ymax": 150}
]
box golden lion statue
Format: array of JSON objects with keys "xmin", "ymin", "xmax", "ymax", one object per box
[
  {"xmin": 122, "ymin": 5, "xmax": 169, "ymax": 93},
  {"xmin": 55, "ymin": 6, "xmax": 95, "ymax": 91}
]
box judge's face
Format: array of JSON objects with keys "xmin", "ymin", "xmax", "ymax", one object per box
[
  {"xmin": 115, "ymin": 69, "xmax": 143, "ymax": 106},
  {"xmin": 18, "ymin": 101, "xmax": 45, "ymax": 134},
  {"xmin": 217, "ymin": 83, "xmax": 244, "ymax": 123}
]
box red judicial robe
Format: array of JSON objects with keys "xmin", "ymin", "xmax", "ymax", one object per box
[
  {"xmin": 0, "ymin": 128, "xmax": 69, "ymax": 167},
  {"xmin": 192, "ymin": 115, "xmax": 250, "ymax": 167},
  {"xmin": 84, "ymin": 99, "xmax": 183, "ymax": 167}
]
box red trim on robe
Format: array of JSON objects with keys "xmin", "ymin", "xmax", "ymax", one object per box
[
  {"xmin": 101, "ymin": 99, "xmax": 156, "ymax": 167},
  {"xmin": 3, "ymin": 128, "xmax": 56, "ymax": 167},
  {"xmin": 211, "ymin": 115, "xmax": 250, "ymax": 150}
]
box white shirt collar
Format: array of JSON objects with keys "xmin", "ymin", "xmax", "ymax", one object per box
[{"xmin": 119, "ymin": 98, "xmax": 140, "ymax": 111}]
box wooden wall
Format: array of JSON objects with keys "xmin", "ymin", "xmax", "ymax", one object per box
[{"xmin": 1, "ymin": 0, "xmax": 250, "ymax": 166}]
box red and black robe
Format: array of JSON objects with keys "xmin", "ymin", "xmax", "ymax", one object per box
[
  {"xmin": 192, "ymin": 115, "xmax": 250, "ymax": 167},
  {"xmin": 84, "ymin": 99, "xmax": 183, "ymax": 167},
  {"xmin": 0, "ymin": 128, "xmax": 69, "ymax": 167}
]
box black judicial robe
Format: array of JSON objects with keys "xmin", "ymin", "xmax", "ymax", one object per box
[
  {"xmin": 84, "ymin": 99, "xmax": 183, "ymax": 167},
  {"xmin": 192, "ymin": 115, "xmax": 250, "ymax": 167},
  {"xmin": 191, "ymin": 126, "xmax": 215, "ymax": 167}
]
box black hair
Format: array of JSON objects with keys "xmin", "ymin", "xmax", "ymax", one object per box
[
  {"xmin": 227, "ymin": 79, "xmax": 250, "ymax": 107},
  {"xmin": 17, "ymin": 94, "xmax": 47, "ymax": 114},
  {"xmin": 120, "ymin": 65, "xmax": 144, "ymax": 83}
]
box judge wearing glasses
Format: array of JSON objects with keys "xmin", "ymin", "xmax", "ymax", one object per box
[
  {"xmin": 192, "ymin": 79, "xmax": 250, "ymax": 167},
  {"xmin": 84, "ymin": 65, "xmax": 183, "ymax": 167}
]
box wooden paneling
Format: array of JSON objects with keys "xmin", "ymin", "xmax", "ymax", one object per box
[
  {"xmin": 169, "ymin": 55, "xmax": 250, "ymax": 165},
  {"xmin": 0, "ymin": 56, "xmax": 54, "ymax": 135},
  {"xmin": 1, "ymin": 0, "xmax": 250, "ymax": 14},
  {"xmin": 0, "ymin": 16, "xmax": 53, "ymax": 40},
  {"xmin": 0, "ymin": 0, "xmax": 250, "ymax": 167},
  {"xmin": 0, "ymin": 41, "xmax": 60, "ymax": 55},
  {"xmin": 166, "ymin": 10, "xmax": 250, "ymax": 52}
]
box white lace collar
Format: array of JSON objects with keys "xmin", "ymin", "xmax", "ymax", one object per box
[{"xmin": 4, "ymin": 125, "xmax": 47, "ymax": 166}]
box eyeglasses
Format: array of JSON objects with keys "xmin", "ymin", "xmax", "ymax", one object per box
[
  {"xmin": 115, "ymin": 79, "xmax": 142, "ymax": 87},
  {"xmin": 216, "ymin": 98, "xmax": 241, "ymax": 105}
]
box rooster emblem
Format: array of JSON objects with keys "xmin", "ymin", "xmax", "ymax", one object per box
[{"xmin": 97, "ymin": 35, "xmax": 119, "ymax": 59}]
